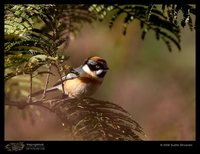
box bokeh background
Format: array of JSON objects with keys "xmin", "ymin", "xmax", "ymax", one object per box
[{"xmin": 5, "ymin": 14, "xmax": 195, "ymax": 140}]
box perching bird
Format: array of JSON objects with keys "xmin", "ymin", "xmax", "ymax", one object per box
[{"xmin": 32, "ymin": 56, "xmax": 109, "ymax": 98}]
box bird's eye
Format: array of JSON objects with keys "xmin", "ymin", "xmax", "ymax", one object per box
[{"xmin": 95, "ymin": 65, "xmax": 100, "ymax": 69}]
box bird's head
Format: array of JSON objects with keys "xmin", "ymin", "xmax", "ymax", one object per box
[{"xmin": 82, "ymin": 56, "xmax": 109, "ymax": 79}]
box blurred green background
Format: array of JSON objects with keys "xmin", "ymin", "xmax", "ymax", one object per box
[{"xmin": 5, "ymin": 16, "xmax": 195, "ymax": 140}]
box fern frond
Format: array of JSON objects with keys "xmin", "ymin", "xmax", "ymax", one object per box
[
  {"xmin": 89, "ymin": 4, "xmax": 195, "ymax": 52},
  {"xmin": 5, "ymin": 4, "xmax": 96, "ymax": 81},
  {"xmin": 52, "ymin": 97, "xmax": 145, "ymax": 140}
]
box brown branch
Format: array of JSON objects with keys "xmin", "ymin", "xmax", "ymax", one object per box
[
  {"xmin": 5, "ymin": 97, "xmax": 52, "ymax": 111},
  {"xmin": 4, "ymin": 96, "xmax": 69, "ymax": 127}
]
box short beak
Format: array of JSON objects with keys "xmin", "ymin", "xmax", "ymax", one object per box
[{"xmin": 104, "ymin": 66, "xmax": 109, "ymax": 70}]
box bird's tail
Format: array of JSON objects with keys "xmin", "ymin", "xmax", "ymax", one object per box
[{"xmin": 31, "ymin": 87, "xmax": 58, "ymax": 97}]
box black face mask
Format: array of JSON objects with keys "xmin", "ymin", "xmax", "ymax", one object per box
[{"xmin": 86, "ymin": 60, "xmax": 109, "ymax": 71}]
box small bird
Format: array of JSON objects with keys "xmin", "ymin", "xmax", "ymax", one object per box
[{"xmin": 32, "ymin": 56, "xmax": 109, "ymax": 98}]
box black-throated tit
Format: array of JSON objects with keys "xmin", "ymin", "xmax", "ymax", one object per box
[{"xmin": 32, "ymin": 56, "xmax": 109, "ymax": 98}]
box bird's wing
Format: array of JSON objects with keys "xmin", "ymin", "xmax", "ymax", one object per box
[
  {"xmin": 32, "ymin": 66, "xmax": 85, "ymax": 96},
  {"xmin": 53, "ymin": 66, "xmax": 85, "ymax": 86}
]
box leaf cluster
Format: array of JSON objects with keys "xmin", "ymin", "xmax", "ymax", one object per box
[
  {"xmin": 45, "ymin": 97, "xmax": 145, "ymax": 140},
  {"xmin": 5, "ymin": 4, "xmax": 95, "ymax": 81},
  {"xmin": 89, "ymin": 4, "xmax": 195, "ymax": 51}
]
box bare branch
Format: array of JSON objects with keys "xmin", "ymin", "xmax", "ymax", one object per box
[
  {"xmin": 28, "ymin": 69, "xmax": 33, "ymax": 103},
  {"xmin": 42, "ymin": 64, "xmax": 52, "ymax": 99},
  {"xmin": 53, "ymin": 62, "xmax": 65, "ymax": 97}
]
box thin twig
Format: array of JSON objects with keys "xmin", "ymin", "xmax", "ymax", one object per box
[
  {"xmin": 42, "ymin": 64, "xmax": 52, "ymax": 99},
  {"xmin": 28, "ymin": 69, "xmax": 33, "ymax": 103},
  {"xmin": 53, "ymin": 62, "xmax": 65, "ymax": 97}
]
